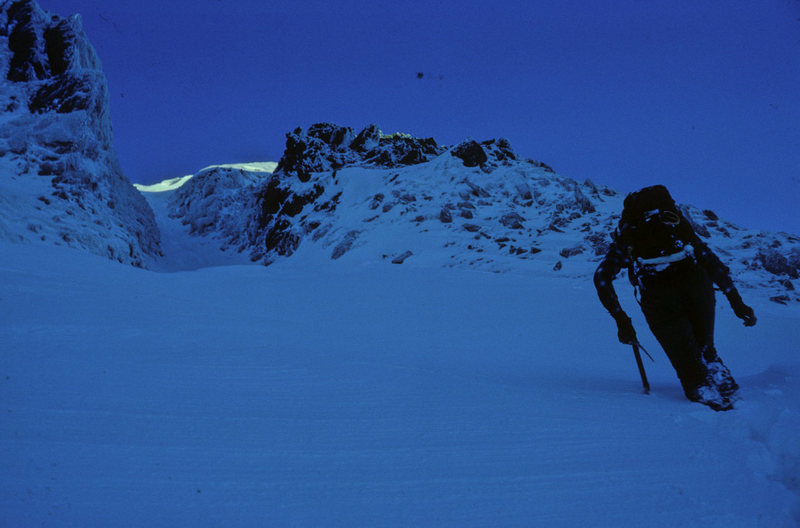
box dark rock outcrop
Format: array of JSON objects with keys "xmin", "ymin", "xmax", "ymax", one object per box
[
  {"xmin": 451, "ymin": 138, "xmax": 519, "ymax": 171},
  {"xmin": 275, "ymin": 123, "xmax": 446, "ymax": 183},
  {"xmin": 757, "ymin": 248, "xmax": 799, "ymax": 279},
  {"xmin": 451, "ymin": 140, "xmax": 488, "ymax": 167},
  {"xmin": 243, "ymin": 123, "xmax": 449, "ymax": 262},
  {"xmin": 500, "ymin": 212, "xmax": 525, "ymax": 230}
]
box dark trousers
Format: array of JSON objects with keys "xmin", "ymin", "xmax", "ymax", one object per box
[{"xmin": 639, "ymin": 263, "xmax": 719, "ymax": 398}]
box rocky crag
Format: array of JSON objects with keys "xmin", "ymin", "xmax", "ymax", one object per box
[
  {"xmin": 163, "ymin": 122, "xmax": 799, "ymax": 304},
  {"xmin": 0, "ymin": 0, "xmax": 160, "ymax": 266}
]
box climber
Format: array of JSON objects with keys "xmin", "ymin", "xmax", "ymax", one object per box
[{"xmin": 594, "ymin": 185, "xmax": 756, "ymax": 411}]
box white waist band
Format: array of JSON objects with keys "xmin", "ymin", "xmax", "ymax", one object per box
[{"xmin": 637, "ymin": 245, "xmax": 694, "ymax": 270}]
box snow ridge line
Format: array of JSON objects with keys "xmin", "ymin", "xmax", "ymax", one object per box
[{"xmin": 154, "ymin": 123, "xmax": 799, "ymax": 304}]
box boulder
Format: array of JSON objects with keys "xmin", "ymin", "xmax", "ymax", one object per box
[{"xmin": 451, "ymin": 140, "xmax": 488, "ymax": 167}]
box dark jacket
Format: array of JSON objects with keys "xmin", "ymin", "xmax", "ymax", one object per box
[{"xmin": 594, "ymin": 213, "xmax": 735, "ymax": 318}]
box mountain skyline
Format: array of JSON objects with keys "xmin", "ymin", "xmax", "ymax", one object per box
[
  {"xmin": 35, "ymin": 0, "xmax": 800, "ymax": 235},
  {"xmin": 1, "ymin": 0, "xmax": 797, "ymax": 303}
]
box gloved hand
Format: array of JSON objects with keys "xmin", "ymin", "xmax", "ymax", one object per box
[
  {"xmin": 726, "ymin": 290, "xmax": 757, "ymax": 327},
  {"xmin": 613, "ymin": 312, "xmax": 637, "ymax": 344}
]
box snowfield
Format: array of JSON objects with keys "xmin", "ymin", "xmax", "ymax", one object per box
[
  {"xmin": 3, "ymin": 2, "xmax": 799, "ymax": 525},
  {"xmin": 1, "ymin": 237, "xmax": 798, "ymax": 527}
]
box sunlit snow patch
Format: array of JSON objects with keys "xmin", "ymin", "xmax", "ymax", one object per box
[{"xmin": 134, "ymin": 162, "xmax": 278, "ymax": 193}]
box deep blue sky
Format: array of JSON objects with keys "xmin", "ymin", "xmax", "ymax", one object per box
[{"xmin": 40, "ymin": 0, "xmax": 800, "ymax": 233}]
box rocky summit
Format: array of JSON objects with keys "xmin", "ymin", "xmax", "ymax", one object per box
[{"xmin": 158, "ymin": 122, "xmax": 799, "ymax": 304}]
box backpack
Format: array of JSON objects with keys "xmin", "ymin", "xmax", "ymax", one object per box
[{"xmin": 615, "ymin": 185, "xmax": 693, "ymax": 262}]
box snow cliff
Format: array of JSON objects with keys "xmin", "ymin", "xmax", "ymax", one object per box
[{"xmin": 0, "ymin": 0, "xmax": 160, "ymax": 267}]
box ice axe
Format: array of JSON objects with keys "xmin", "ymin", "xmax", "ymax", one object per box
[{"xmin": 631, "ymin": 341, "xmax": 654, "ymax": 394}]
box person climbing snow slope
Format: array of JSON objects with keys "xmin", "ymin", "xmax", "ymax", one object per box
[{"xmin": 594, "ymin": 185, "xmax": 757, "ymax": 411}]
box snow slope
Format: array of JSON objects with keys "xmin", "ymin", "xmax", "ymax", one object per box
[
  {"xmin": 1, "ymin": 240, "xmax": 799, "ymax": 527},
  {"xmin": 134, "ymin": 163, "xmax": 277, "ymax": 272}
]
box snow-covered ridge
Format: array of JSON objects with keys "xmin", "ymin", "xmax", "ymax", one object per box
[
  {"xmin": 154, "ymin": 122, "xmax": 799, "ymax": 303},
  {"xmin": 0, "ymin": 0, "xmax": 160, "ymax": 267},
  {"xmin": 1, "ymin": 2, "xmax": 796, "ymax": 303},
  {"xmin": 132, "ymin": 163, "xmax": 277, "ymax": 194}
]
